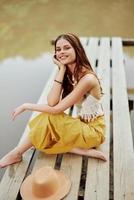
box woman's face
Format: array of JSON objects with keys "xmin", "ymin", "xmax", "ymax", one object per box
[{"xmin": 55, "ymin": 38, "xmax": 76, "ymax": 65}]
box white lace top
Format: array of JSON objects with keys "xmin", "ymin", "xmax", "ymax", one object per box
[{"xmin": 76, "ymin": 94, "xmax": 104, "ymax": 120}]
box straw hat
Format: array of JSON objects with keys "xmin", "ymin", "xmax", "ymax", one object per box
[{"xmin": 20, "ymin": 166, "xmax": 71, "ymax": 200}]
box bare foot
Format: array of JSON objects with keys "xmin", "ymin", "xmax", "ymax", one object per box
[
  {"xmin": 87, "ymin": 149, "xmax": 107, "ymax": 161},
  {"xmin": 70, "ymin": 148, "xmax": 107, "ymax": 161},
  {"xmin": 0, "ymin": 149, "xmax": 22, "ymax": 168}
]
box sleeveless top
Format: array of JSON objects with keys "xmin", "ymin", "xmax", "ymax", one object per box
[
  {"xmin": 76, "ymin": 93, "xmax": 104, "ymax": 120},
  {"xmin": 73, "ymin": 71, "xmax": 104, "ymax": 120}
]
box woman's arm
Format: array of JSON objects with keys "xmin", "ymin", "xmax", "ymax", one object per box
[
  {"xmin": 47, "ymin": 67, "xmax": 66, "ymax": 106},
  {"xmin": 11, "ymin": 74, "xmax": 96, "ymax": 120},
  {"xmin": 47, "ymin": 57, "xmax": 66, "ymax": 106}
]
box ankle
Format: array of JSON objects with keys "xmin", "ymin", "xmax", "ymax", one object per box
[{"xmin": 12, "ymin": 148, "xmax": 22, "ymax": 158}]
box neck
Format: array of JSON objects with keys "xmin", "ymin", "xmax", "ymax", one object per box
[{"xmin": 67, "ymin": 63, "xmax": 76, "ymax": 74}]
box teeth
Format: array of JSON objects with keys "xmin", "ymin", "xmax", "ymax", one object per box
[{"xmin": 60, "ymin": 56, "xmax": 67, "ymax": 59}]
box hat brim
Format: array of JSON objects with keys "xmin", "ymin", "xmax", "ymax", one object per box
[{"xmin": 20, "ymin": 170, "xmax": 71, "ymax": 200}]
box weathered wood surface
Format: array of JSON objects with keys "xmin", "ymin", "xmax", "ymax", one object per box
[
  {"xmin": 130, "ymin": 110, "xmax": 134, "ymax": 143},
  {"xmin": 84, "ymin": 38, "xmax": 110, "ymax": 200},
  {"xmin": 112, "ymin": 38, "xmax": 134, "ymax": 200},
  {"xmin": 0, "ymin": 37, "xmax": 133, "ymax": 200}
]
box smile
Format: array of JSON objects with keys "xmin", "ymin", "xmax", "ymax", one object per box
[{"xmin": 59, "ymin": 55, "xmax": 68, "ymax": 60}]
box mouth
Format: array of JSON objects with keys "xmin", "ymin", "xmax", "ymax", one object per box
[{"xmin": 59, "ymin": 55, "xmax": 68, "ymax": 60}]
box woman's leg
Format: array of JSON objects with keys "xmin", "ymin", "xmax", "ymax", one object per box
[
  {"xmin": 70, "ymin": 148, "xmax": 107, "ymax": 161},
  {"xmin": 0, "ymin": 136, "xmax": 33, "ymax": 168}
]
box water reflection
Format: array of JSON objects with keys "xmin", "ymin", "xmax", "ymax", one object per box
[{"xmin": 0, "ymin": 0, "xmax": 134, "ymax": 59}]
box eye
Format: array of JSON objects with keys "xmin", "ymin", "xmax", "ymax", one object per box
[
  {"xmin": 56, "ymin": 48, "xmax": 61, "ymax": 52},
  {"xmin": 64, "ymin": 46, "xmax": 71, "ymax": 50}
]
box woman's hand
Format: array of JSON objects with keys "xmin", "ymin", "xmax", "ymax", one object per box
[
  {"xmin": 11, "ymin": 104, "xmax": 26, "ymax": 121},
  {"xmin": 53, "ymin": 56, "xmax": 66, "ymax": 71},
  {"xmin": 80, "ymin": 114, "xmax": 97, "ymax": 122}
]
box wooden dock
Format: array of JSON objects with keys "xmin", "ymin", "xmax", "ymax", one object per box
[{"xmin": 0, "ymin": 37, "xmax": 134, "ymax": 200}]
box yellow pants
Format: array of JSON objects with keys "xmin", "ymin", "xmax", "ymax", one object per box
[{"xmin": 28, "ymin": 112, "xmax": 106, "ymax": 154}]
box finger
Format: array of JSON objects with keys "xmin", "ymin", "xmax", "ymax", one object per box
[
  {"xmin": 89, "ymin": 114, "xmax": 94, "ymax": 122},
  {"xmin": 11, "ymin": 111, "xmax": 15, "ymax": 117},
  {"xmin": 84, "ymin": 114, "xmax": 88, "ymax": 122},
  {"xmin": 90, "ymin": 115, "xmax": 94, "ymax": 122},
  {"xmin": 91, "ymin": 114, "xmax": 97, "ymax": 121},
  {"xmin": 13, "ymin": 113, "xmax": 17, "ymax": 121},
  {"xmin": 11, "ymin": 113, "xmax": 15, "ymax": 121},
  {"xmin": 93, "ymin": 116, "xmax": 97, "ymax": 121},
  {"xmin": 88, "ymin": 116, "xmax": 91, "ymax": 122},
  {"xmin": 84, "ymin": 114, "xmax": 89, "ymax": 122},
  {"xmin": 11, "ymin": 111, "xmax": 17, "ymax": 120}
]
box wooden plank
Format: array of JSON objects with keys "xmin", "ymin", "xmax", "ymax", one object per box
[
  {"xmin": 80, "ymin": 37, "xmax": 90, "ymax": 61},
  {"xmin": 60, "ymin": 105, "xmax": 82, "ymax": 200},
  {"xmin": 84, "ymin": 38, "xmax": 110, "ymax": 200},
  {"xmin": 112, "ymin": 38, "xmax": 134, "ymax": 200},
  {"xmin": 80, "ymin": 37, "xmax": 99, "ymax": 71},
  {"xmin": 130, "ymin": 110, "xmax": 134, "ymax": 144},
  {"xmin": 86, "ymin": 37, "xmax": 99, "ymax": 70},
  {"xmin": 0, "ymin": 68, "xmax": 57, "ymax": 200},
  {"xmin": 80, "ymin": 37, "xmax": 88, "ymax": 48},
  {"xmin": 61, "ymin": 154, "xmax": 82, "ymax": 200},
  {"xmin": 32, "ymin": 153, "xmax": 57, "ymax": 172}
]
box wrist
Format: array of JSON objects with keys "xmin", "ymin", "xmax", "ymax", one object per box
[
  {"xmin": 54, "ymin": 79, "xmax": 62, "ymax": 85},
  {"xmin": 59, "ymin": 65, "xmax": 66, "ymax": 71},
  {"xmin": 23, "ymin": 103, "xmax": 29, "ymax": 110}
]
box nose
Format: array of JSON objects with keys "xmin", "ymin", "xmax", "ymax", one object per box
[
  {"xmin": 60, "ymin": 48, "xmax": 65, "ymax": 54},
  {"xmin": 57, "ymin": 50, "xmax": 65, "ymax": 57}
]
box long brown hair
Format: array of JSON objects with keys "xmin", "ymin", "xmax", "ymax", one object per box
[{"xmin": 54, "ymin": 33, "xmax": 96, "ymax": 98}]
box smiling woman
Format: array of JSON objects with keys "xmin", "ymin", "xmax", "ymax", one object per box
[
  {"xmin": 0, "ymin": 33, "xmax": 106, "ymax": 169},
  {"xmin": 55, "ymin": 39, "xmax": 76, "ymax": 65}
]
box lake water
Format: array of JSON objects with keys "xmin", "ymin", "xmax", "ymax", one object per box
[{"xmin": 0, "ymin": 0, "xmax": 134, "ymax": 178}]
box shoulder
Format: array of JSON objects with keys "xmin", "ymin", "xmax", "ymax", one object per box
[{"xmin": 79, "ymin": 73, "xmax": 98, "ymax": 87}]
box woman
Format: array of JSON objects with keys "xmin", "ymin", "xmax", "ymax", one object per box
[{"xmin": 0, "ymin": 33, "xmax": 106, "ymax": 168}]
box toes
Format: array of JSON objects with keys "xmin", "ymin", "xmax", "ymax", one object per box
[
  {"xmin": 0, "ymin": 164, "xmax": 6, "ymax": 168},
  {"xmin": 0, "ymin": 154, "xmax": 22, "ymax": 168},
  {"xmin": 88, "ymin": 149, "xmax": 107, "ymax": 162},
  {"xmin": 99, "ymin": 153, "xmax": 107, "ymax": 161},
  {"xmin": 101, "ymin": 156, "xmax": 107, "ymax": 161}
]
